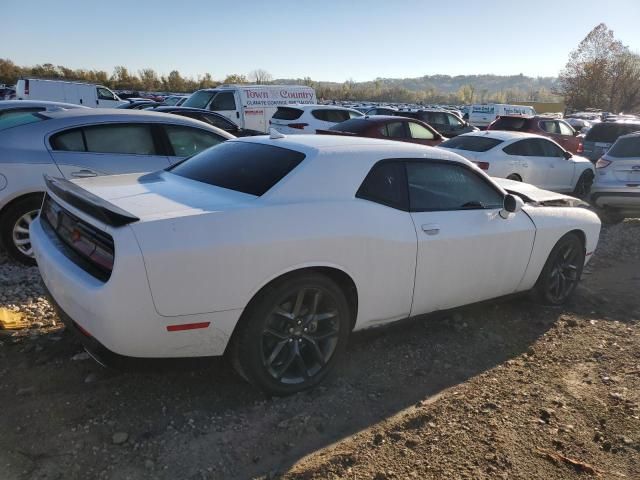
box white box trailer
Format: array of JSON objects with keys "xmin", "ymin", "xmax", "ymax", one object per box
[
  {"xmin": 15, "ymin": 79, "xmax": 127, "ymax": 108},
  {"xmin": 468, "ymin": 103, "xmax": 536, "ymax": 128},
  {"xmin": 182, "ymin": 85, "xmax": 317, "ymax": 133}
]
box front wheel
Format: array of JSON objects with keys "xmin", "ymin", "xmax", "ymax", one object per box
[
  {"xmin": 0, "ymin": 195, "xmax": 43, "ymax": 265},
  {"xmin": 229, "ymin": 273, "xmax": 351, "ymax": 395},
  {"xmin": 534, "ymin": 233, "xmax": 585, "ymax": 305}
]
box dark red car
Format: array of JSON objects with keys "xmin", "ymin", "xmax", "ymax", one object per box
[
  {"xmin": 487, "ymin": 115, "xmax": 583, "ymax": 154},
  {"xmin": 316, "ymin": 115, "xmax": 446, "ymax": 146}
]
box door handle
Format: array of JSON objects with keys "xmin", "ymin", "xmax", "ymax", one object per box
[
  {"xmin": 421, "ymin": 224, "xmax": 440, "ymax": 235},
  {"xmin": 71, "ymin": 169, "xmax": 98, "ymax": 178}
]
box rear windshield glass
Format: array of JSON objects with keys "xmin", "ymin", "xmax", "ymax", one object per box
[
  {"xmin": 440, "ymin": 135, "xmax": 503, "ymax": 152},
  {"xmin": 169, "ymin": 142, "xmax": 305, "ymax": 196},
  {"xmin": 182, "ymin": 90, "xmax": 216, "ymax": 109},
  {"xmin": 0, "ymin": 112, "xmax": 45, "ymax": 131},
  {"xmin": 491, "ymin": 116, "xmax": 528, "ymax": 131},
  {"xmin": 328, "ymin": 118, "xmax": 369, "ymax": 133},
  {"xmin": 272, "ymin": 107, "xmax": 303, "ymax": 121},
  {"xmin": 585, "ymin": 123, "xmax": 640, "ymax": 143},
  {"xmin": 608, "ymin": 136, "xmax": 640, "ymax": 158}
]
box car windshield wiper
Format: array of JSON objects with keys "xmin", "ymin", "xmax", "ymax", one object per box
[{"xmin": 460, "ymin": 200, "xmax": 485, "ymax": 209}]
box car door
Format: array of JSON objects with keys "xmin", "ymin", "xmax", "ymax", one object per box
[
  {"xmin": 162, "ymin": 124, "xmax": 227, "ymax": 163},
  {"xmin": 49, "ymin": 123, "xmax": 171, "ymax": 178},
  {"xmin": 557, "ymin": 120, "xmax": 580, "ymax": 153},
  {"xmin": 406, "ymin": 160, "xmax": 535, "ymax": 315},
  {"xmin": 502, "ymin": 139, "xmax": 549, "ymax": 187},
  {"xmin": 96, "ymin": 86, "xmax": 120, "ymax": 107},
  {"xmin": 420, "ymin": 111, "xmax": 449, "ymax": 136},
  {"xmin": 536, "ymin": 138, "xmax": 576, "ymax": 192}
]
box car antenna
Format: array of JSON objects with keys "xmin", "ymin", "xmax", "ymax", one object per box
[{"xmin": 270, "ymin": 128, "xmax": 285, "ymax": 139}]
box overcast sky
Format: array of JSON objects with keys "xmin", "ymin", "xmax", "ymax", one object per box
[{"xmin": 3, "ymin": 0, "xmax": 639, "ymax": 82}]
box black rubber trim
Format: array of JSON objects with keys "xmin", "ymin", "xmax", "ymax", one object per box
[
  {"xmin": 44, "ymin": 175, "xmax": 139, "ymax": 227},
  {"xmin": 591, "ymin": 191, "xmax": 640, "ymax": 201}
]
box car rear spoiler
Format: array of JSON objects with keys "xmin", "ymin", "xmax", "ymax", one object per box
[{"xmin": 44, "ymin": 175, "xmax": 140, "ymax": 227}]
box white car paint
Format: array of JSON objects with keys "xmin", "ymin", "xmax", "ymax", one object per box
[
  {"xmin": 31, "ymin": 135, "xmax": 600, "ymax": 360},
  {"xmin": 15, "ymin": 79, "xmax": 127, "ymax": 108},
  {"xmin": 269, "ymin": 105, "xmax": 363, "ymax": 134},
  {"xmin": 439, "ymin": 131, "xmax": 595, "ymax": 193}
]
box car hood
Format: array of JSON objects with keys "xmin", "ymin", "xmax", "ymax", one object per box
[
  {"xmin": 70, "ymin": 171, "xmax": 256, "ymax": 223},
  {"xmin": 493, "ymin": 177, "xmax": 587, "ymax": 207}
]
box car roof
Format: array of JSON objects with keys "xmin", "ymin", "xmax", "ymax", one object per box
[
  {"xmin": 618, "ymin": 131, "xmax": 640, "ymax": 140},
  {"xmin": 287, "ymin": 104, "xmax": 362, "ymax": 112},
  {"xmin": 0, "ymin": 100, "xmax": 88, "ymax": 110},
  {"xmin": 458, "ymin": 130, "xmax": 548, "ymax": 142}
]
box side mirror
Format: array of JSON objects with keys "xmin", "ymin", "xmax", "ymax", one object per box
[
  {"xmin": 563, "ymin": 151, "xmax": 573, "ymax": 160},
  {"xmin": 500, "ymin": 194, "xmax": 524, "ymax": 219}
]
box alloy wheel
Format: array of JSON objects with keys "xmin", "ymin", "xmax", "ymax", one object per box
[
  {"xmin": 546, "ymin": 243, "xmax": 581, "ymax": 303},
  {"xmin": 261, "ymin": 287, "xmax": 340, "ymax": 385},
  {"xmin": 12, "ymin": 210, "xmax": 38, "ymax": 257}
]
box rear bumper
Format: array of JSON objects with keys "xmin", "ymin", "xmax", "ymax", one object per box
[
  {"xmin": 591, "ymin": 186, "xmax": 640, "ymax": 210},
  {"xmin": 31, "ymin": 217, "xmax": 242, "ymax": 358}
]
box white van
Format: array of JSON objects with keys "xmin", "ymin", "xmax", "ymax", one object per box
[
  {"xmin": 182, "ymin": 85, "xmax": 317, "ymax": 133},
  {"xmin": 15, "ymin": 79, "xmax": 127, "ymax": 108},
  {"xmin": 468, "ymin": 104, "xmax": 536, "ymax": 128}
]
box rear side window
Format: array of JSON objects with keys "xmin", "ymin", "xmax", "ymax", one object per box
[
  {"xmin": 491, "ymin": 117, "xmax": 528, "ymax": 131},
  {"xmin": 607, "ymin": 136, "xmax": 640, "ymax": 158},
  {"xmin": 312, "ymin": 109, "xmax": 350, "ymax": 123},
  {"xmin": 440, "ymin": 135, "xmax": 503, "ymax": 152},
  {"xmin": 272, "ymin": 107, "xmax": 303, "ymax": 121},
  {"xmin": 169, "ymin": 142, "xmax": 305, "ymax": 196},
  {"xmin": 0, "ymin": 112, "xmax": 45, "ymax": 131},
  {"xmin": 52, "ymin": 124, "xmax": 157, "ymax": 155},
  {"xmin": 164, "ymin": 125, "xmax": 225, "ymax": 157},
  {"xmin": 585, "ymin": 123, "xmax": 640, "ymax": 143},
  {"xmin": 356, "ymin": 161, "xmax": 408, "ymax": 210}
]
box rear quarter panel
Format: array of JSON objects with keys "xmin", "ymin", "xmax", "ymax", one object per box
[
  {"xmin": 518, "ymin": 206, "xmax": 600, "ymax": 290},
  {"xmin": 131, "ymin": 199, "xmax": 418, "ymax": 329}
]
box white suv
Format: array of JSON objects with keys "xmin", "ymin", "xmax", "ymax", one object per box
[{"xmin": 269, "ymin": 105, "xmax": 363, "ymax": 134}]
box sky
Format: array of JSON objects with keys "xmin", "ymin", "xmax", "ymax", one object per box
[{"xmin": 2, "ymin": 0, "xmax": 640, "ymax": 83}]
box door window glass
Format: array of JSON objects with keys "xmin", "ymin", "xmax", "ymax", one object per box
[
  {"xmin": 211, "ymin": 92, "xmax": 236, "ymax": 111},
  {"xmin": 408, "ymin": 122, "xmax": 435, "ymax": 140},
  {"xmin": 97, "ymin": 87, "xmax": 116, "ymax": 101},
  {"xmin": 383, "ymin": 122, "xmax": 408, "ymax": 138},
  {"xmin": 406, "ymin": 162, "xmax": 504, "ymax": 211},
  {"xmin": 83, "ymin": 124, "xmax": 156, "ymax": 155},
  {"xmin": 164, "ymin": 126, "xmax": 225, "ymax": 157},
  {"xmin": 503, "ymin": 139, "xmax": 544, "ymax": 156},
  {"xmin": 558, "ymin": 121, "xmax": 574, "ymax": 135},
  {"xmin": 446, "ymin": 114, "xmax": 464, "ymax": 127},
  {"xmin": 540, "ymin": 121, "xmax": 560, "ymax": 134},
  {"xmin": 356, "ymin": 161, "xmax": 407, "ymax": 210},
  {"xmin": 537, "ymin": 138, "xmax": 565, "ymax": 157}
]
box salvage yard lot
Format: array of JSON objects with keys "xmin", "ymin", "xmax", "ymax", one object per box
[{"xmin": 0, "ymin": 220, "xmax": 639, "ymax": 480}]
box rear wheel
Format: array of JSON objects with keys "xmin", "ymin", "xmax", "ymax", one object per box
[
  {"xmin": 534, "ymin": 233, "xmax": 585, "ymax": 305},
  {"xmin": 0, "ymin": 196, "xmax": 42, "ymax": 265},
  {"xmin": 230, "ymin": 273, "xmax": 351, "ymax": 396},
  {"xmin": 572, "ymin": 170, "xmax": 594, "ymax": 199}
]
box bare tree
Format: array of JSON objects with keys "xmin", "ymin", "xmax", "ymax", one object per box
[{"xmin": 248, "ymin": 69, "xmax": 272, "ymax": 84}]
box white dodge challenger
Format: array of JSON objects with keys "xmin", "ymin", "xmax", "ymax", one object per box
[{"xmin": 31, "ymin": 133, "xmax": 601, "ymax": 395}]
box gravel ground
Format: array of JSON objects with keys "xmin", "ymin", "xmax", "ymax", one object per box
[{"xmin": 0, "ymin": 220, "xmax": 638, "ymax": 480}]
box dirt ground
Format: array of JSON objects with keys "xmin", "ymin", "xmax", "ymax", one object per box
[{"xmin": 0, "ymin": 220, "xmax": 639, "ymax": 480}]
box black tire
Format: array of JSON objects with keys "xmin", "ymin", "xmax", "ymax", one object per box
[
  {"xmin": 506, "ymin": 174, "xmax": 522, "ymax": 181},
  {"xmin": 229, "ymin": 272, "xmax": 351, "ymax": 396},
  {"xmin": 0, "ymin": 195, "xmax": 43, "ymax": 265},
  {"xmin": 572, "ymin": 170, "xmax": 594, "ymax": 199},
  {"xmin": 596, "ymin": 208, "xmax": 625, "ymax": 225},
  {"xmin": 534, "ymin": 233, "xmax": 585, "ymax": 306}
]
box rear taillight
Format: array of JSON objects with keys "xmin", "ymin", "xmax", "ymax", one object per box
[
  {"xmin": 577, "ymin": 142, "xmax": 584, "ymax": 154},
  {"xmin": 24, "ymin": 79, "xmax": 29, "ymax": 95},
  {"xmin": 595, "ymin": 158, "xmax": 611, "ymax": 169},
  {"xmin": 474, "ymin": 161, "xmax": 490, "ymax": 170},
  {"xmin": 287, "ymin": 123, "xmax": 309, "ymax": 129}
]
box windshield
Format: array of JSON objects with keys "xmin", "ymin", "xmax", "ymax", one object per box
[
  {"xmin": 182, "ymin": 90, "xmax": 216, "ymax": 109},
  {"xmin": 169, "ymin": 141, "xmax": 305, "ymax": 196}
]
